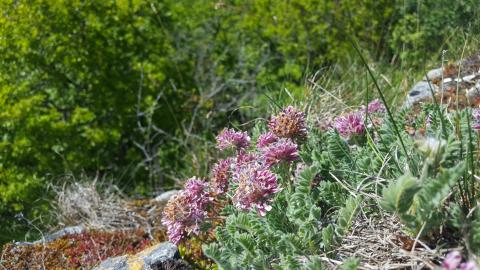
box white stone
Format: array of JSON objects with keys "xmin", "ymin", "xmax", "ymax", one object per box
[
  {"xmin": 154, "ymin": 190, "xmax": 179, "ymax": 203},
  {"xmin": 403, "ymin": 81, "xmax": 438, "ymax": 108},
  {"xmin": 462, "ymin": 74, "xmax": 477, "ymax": 82},
  {"xmin": 33, "ymin": 225, "xmax": 84, "ymax": 244},
  {"xmin": 423, "ymin": 68, "xmax": 443, "ymax": 81}
]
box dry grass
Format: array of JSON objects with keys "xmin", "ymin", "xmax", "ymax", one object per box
[
  {"xmin": 320, "ymin": 208, "xmax": 456, "ymax": 270},
  {"xmin": 50, "ymin": 180, "xmax": 166, "ymax": 236},
  {"xmin": 305, "ymin": 66, "xmax": 351, "ymax": 127}
]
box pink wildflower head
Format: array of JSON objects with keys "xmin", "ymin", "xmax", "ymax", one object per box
[
  {"xmin": 232, "ymin": 164, "xmax": 279, "ymax": 216},
  {"xmin": 268, "ymin": 106, "xmax": 307, "ymax": 140},
  {"xmin": 216, "ymin": 128, "xmax": 251, "ymax": 151},
  {"xmin": 235, "ymin": 151, "xmax": 258, "ymax": 170},
  {"xmin": 210, "ymin": 158, "xmax": 232, "ymax": 195},
  {"xmin": 443, "ymin": 251, "xmax": 462, "ymax": 270},
  {"xmin": 333, "ymin": 112, "xmax": 365, "ymax": 140},
  {"xmin": 460, "ymin": 261, "xmax": 479, "ymax": 270},
  {"xmin": 364, "ymin": 99, "xmax": 386, "ymax": 113},
  {"xmin": 261, "ymin": 138, "xmax": 299, "ymax": 168},
  {"xmin": 161, "ymin": 177, "xmax": 210, "ymax": 244},
  {"xmin": 161, "ymin": 192, "xmax": 189, "ymax": 244},
  {"xmin": 257, "ymin": 132, "xmax": 278, "ymax": 149}
]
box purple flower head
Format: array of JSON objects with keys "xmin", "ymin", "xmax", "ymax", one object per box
[
  {"xmin": 161, "ymin": 192, "xmax": 189, "ymax": 244},
  {"xmin": 472, "ymin": 108, "xmax": 480, "ymax": 130},
  {"xmin": 363, "ymin": 99, "xmax": 386, "ymax": 113},
  {"xmin": 161, "ymin": 177, "xmax": 211, "ymax": 244},
  {"xmin": 333, "ymin": 112, "xmax": 365, "ymax": 139},
  {"xmin": 216, "ymin": 128, "xmax": 251, "ymax": 151},
  {"xmin": 184, "ymin": 177, "xmax": 210, "ymax": 203},
  {"xmin": 262, "ymin": 138, "xmax": 299, "ymax": 168},
  {"xmin": 210, "ymin": 158, "xmax": 232, "ymax": 195},
  {"xmin": 443, "ymin": 251, "xmax": 462, "ymax": 270},
  {"xmin": 232, "ymin": 164, "xmax": 279, "ymax": 216},
  {"xmin": 460, "ymin": 261, "xmax": 479, "ymax": 270},
  {"xmin": 257, "ymin": 132, "xmax": 278, "ymax": 149},
  {"xmin": 235, "ymin": 151, "xmax": 258, "ymax": 170},
  {"xmin": 268, "ymin": 106, "xmax": 307, "ymax": 140}
]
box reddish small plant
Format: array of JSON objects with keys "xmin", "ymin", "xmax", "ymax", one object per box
[{"xmin": 1, "ymin": 229, "xmax": 156, "ymax": 269}]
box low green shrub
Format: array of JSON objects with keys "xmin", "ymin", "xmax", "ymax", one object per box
[{"xmin": 160, "ymin": 101, "xmax": 480, "ymax": 269}]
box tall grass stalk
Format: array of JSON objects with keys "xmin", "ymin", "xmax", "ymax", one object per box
[{"xmin": 351, "ymin": 40, "xmax": 413, "ymax": 171}]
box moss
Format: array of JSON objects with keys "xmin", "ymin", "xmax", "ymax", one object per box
[{"xmin": 1, "ymin": 229, "xmax": 158, "ymax": 269}]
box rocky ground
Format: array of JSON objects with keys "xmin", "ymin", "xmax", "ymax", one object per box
[{"xmin": 405, "ymin": 53, "xmax": 480, "ymax": 110}]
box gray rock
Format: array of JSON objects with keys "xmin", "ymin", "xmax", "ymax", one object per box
[
  {"xmin": 467, "ymin": 82, "xmax": 480, "ymax": 102},
  {"xmin": 154, "ymin": 190, "xmax": 179, "ymax": 203},
  {"xmin": 424, "ymin": 68, "xmax": 444, "ymax": 81},
  {"xmin": 93, "ymin": 242, "xmax": 179, "ymax": 270},
  {"xmin": 141, "ymin": 242, "xmax": 179, "ymax": 265},
  {"xmin": 404, "ymin": 81, "xmax": 438, "ymax": 108},
  {"xmin": 13, "ymin": 241, "xmax": 34, "ymax": 246},
  {"xmin": 462, "ymin": 74, "xmax": 477, "ymax": 82},
  {"xmin": 95, "ymin": 255, "xmax": 128, "ymax": 270},
  {"xmin": 33, "ymin": 225, "xmax": 84, "ymax": 244}
]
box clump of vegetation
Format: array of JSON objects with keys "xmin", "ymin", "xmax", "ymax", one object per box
[
  {"xmin": 0, "ymin": 229, "xmax": 154, "ymax": 269},
  {"xmin": 160, "ymin": 100, "xmax": 480, "ymax": 269}
]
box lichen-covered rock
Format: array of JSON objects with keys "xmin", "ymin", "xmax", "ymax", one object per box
[
  {"xmin": 151, "ymin": 259, "xmax": 193, "ymax": 270},
  {"xmin": 404, "ymin": 53, "xmax": 480, "ymax": 109},
  {"xmin": 94, "ymin": 242, "xmax": 180, "ymax": 270},
  {"xmin": 95, "ymin": 256, "xmax": 129, "ymax": 270},
  {"xmin": 135, "ymin": 242, "xmax": 180, "ymax": 268},
  {"xmin": 467, "ymin": 82, "xmax": 480, "ymax": 101},
  {"xmin": 404, "ymin": 81, "xmax": 437, "ymax": 108},
  {"xmin": 423, "ymin": 67, "xmax": 444, "ymax": 81}
]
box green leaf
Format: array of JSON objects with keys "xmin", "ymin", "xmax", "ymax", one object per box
[
  {"xmin": 380, "ymin": 175, "xmax": 421, "ymax": 213},
  {"xmin": 340, "ymin": 257, "xmax": 360, "ymax": 270},
  {"xmin": 304, "ymin": 256, "xmax": 325, "ymax": 270},
  {"xmin": 235, "ymin": 232, "xmax": 256, "ymax": 257},
  {"xmin": 469, "ymin": 210, "xmax": 480, "ymax": 255},
  {"xmin": 420, "ymin": 162, "xmax": 466, "ymax": 209},
  {"xmin": 322, "ymin": 224, "xmax": 335, "ymax": 252},
  {"xmin": 336, "ymin": 196, "xmax": 362, "ymax": 237}
]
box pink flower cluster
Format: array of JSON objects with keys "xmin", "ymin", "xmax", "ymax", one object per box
[
  {"xmin": 210, "ymin": 158, "xmax": 232, "ymax": 195},
  {"xmin": 161, "ymin": 177, "xmax": 211, "ymax": 244},
  {"xmin": 163, "ymin": 106, "xmax": 307, "ymax": 244},
  {"xmin": 235, "ymin": 151, "xmax": 259, "ymax": 169},
  {"xmin": 362, "ymin": 98, "xmax": 386, "ymax": 114},
  {"xmin": 332, "ymin": 99, "xmax": 386, "ymax": 140},
  {"xmin": 442, "ymin": 251, "xmax": 479, "ymax": 270},
  {"xmin": 257, "ymin": 131, "xmax": 278, "ymax": 149},
  {"xmin": 232, "ymin": 163, "xmax": 279, "ymax": 216},
  {"xmin": 261, "ymin": 138, "xmax": 299, "ymax": 168},
  {"xmin": 216, "ymin": 128, "xmax": 251, "ymax": 151},
  {"xmin": 268, "ymin": 106, "xmax": 307, "ymax": 140},
  {"xmin": 333, "ymin": 112, "xmax": 365, "ymax": 140}
]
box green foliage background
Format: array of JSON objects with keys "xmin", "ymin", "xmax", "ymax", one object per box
[{"xmin": 0, "ymin": 0, "xmax": 479, "ymax": 241}]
